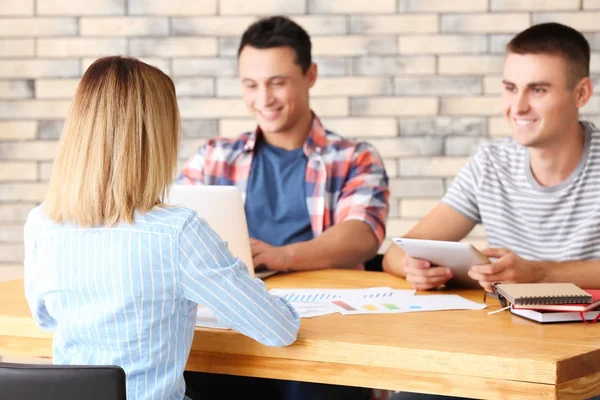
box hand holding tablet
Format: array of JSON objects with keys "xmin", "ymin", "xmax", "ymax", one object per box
[{"xmin": 392, "ymin": 238, "xmax": 490, "ymax": 289}]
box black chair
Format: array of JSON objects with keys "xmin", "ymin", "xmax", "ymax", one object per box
[
  {"xmin": 0, "ymin": 362, "xmax": 126, "ymax": 400},
  {"xmin": 364, "ymin": 253, "xmax": 384, "ymax": 272}
]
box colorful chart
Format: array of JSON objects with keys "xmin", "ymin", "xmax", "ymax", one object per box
[
  {"xmin": 332, "ymin": 300, "xmax": 356, "ymax": 311},
  {"xmin": 271, "ymin": 287, "xmax": 402, "ymax": 304},
  {"xmin": 332, "ymin": 300, "xmax": 407, "ymax": 313},
  {"xmin": 268, "ymin": 288, "xmax": 487, "ymax": 316}
]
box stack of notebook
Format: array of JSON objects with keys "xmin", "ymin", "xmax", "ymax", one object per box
[{"xmin": 494, "ymin": 283, "xmax": 600, "ymax": 323}]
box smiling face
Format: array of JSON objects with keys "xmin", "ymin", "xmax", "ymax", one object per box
[
  {"xmin": 502, "ymin": 52, "xmax": 589, "ymax": 149},
  {"xmin": 238, "ymin": 45, "xmax": 317, "ymax": 137}
]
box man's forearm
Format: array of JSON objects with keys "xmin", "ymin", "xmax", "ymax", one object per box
[
  {"xmin": 537, "ymin": 259, "xmax": 600, "ymax": 289},
  {"xmin": 284, "ymin": 220, "xmax": 379, "ymax": 271}
]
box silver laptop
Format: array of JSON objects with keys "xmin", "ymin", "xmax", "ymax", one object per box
[{"xmin": 166, "ymin": 184, "xmax": 277, "ymax": 279}]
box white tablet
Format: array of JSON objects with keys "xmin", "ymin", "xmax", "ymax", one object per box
[{"xmin": 392, "ymin": 238, "xmax": 489, "ymax": 289}]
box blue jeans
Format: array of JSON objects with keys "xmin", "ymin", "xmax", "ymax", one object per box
[{"xmin": 184, "ymin": 371, "xmax": 370, "ymax": 400}]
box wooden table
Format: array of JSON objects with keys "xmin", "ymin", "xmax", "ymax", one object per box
[{"xmin": 1, "ymin": 270, "xmax": 600, "ymax": 399}]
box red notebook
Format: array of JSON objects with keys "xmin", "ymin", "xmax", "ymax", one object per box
[{"xmin": 512, "ymin": 289, "xmax": 600, "ymax": 312}]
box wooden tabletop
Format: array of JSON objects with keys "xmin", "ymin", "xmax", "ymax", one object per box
[{"xmin": 1, "ymin": 270, "xmax": 600, "ymax": 399}]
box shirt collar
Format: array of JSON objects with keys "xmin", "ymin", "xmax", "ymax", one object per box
[
  {"xmin": 243, "ymin": 111, "xmax": 326, "ymax": 156},
  {"xmin": 303, "ymin": 113, "xmax": 327, "ymax": 157}
]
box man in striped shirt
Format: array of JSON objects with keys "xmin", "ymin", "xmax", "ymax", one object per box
[
  {"xmin": 179, "ymin": 16, "xmax": 388, "ymax": 400},
  {"xmin": 384, "ymin": 22, "xmax": 600, "ymax": 295}
]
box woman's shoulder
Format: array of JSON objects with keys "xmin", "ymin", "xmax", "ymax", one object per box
[
  {"xmin": 136, "ymin": 206, "xmax": 198, "ymax": 232},
  {"xmin": 24, "ymin": 205, "xmax": 47, "ymax": 228},
  {"xmin": 148, "ymin": 205, "xmax": 197, "ymax": 219},
  {"xmin": 26, "ymin": 205, "xmax": 201, "ymax": 237},
  {"xmin": 23, "ymin": 205, "xmax": 56, "ymax": 240}
]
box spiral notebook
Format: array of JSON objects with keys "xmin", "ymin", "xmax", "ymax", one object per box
[
  {"xmin": 512, "ymin": 290, "xmax": 600, "ymax": 312},
  {"xmin": 495, "ymin": 283, "xmax": 592, "ymax": 306}
]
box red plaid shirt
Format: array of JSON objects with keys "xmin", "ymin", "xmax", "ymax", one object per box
[{"xmin": 178, "ymin": 114, "xmax": 389, "ymax": 246}]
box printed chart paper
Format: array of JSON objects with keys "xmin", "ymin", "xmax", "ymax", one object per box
[
  {"xmin": 334, "ymin": 294, "xmax": 487, "ymax": 315},
  {"xmin": 270, "ymin": 287, "xmax": 414, "ymax": 315},
  {"xmin": 269, "ymin": 287, "xmax": 414, "ymax": 302},
  {"xmin": 195, "ymin": 287, "xmax": 487, "ymax": 328}
]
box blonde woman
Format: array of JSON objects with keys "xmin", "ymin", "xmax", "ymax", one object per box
[{"xmin": 23, "ymin": 56, "xmax": 299, "ymax": 400}]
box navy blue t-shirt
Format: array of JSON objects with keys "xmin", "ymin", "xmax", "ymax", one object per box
[{"xmin": 245, "ymin": 139, "xmax": 314, "ymax": 247}]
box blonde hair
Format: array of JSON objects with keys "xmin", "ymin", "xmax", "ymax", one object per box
[{"xmin": 44, "ymin": 56, "xmax": 180, "ymax": 227}]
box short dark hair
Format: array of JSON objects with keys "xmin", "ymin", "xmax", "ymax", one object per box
[
  {"xmin": 506, "ymin": 22, "xmax": 590, "ymax": 87},
  {"xmin": 238, "ymin": 15, "xmax": 312, "ymax": 73}
]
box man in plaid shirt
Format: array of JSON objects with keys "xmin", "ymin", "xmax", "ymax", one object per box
[
  {"xmin": 179, "ymin": 18, "xmax": 389, "ymax": 276},
  {"xmin": 180, "ymin": 15, "xmax": 389, "ymax": 400}
]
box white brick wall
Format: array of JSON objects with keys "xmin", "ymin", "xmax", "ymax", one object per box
[
  {"xmin": 308, "ymin": 0, "xmax": 397, "ymax": 14},
  {"xmin": 352, "ymin": 97, "xmax": 438, "ymax": 116},
  {"xmin": 128, "ymin": 0, "xmax": 217, "ymax": 16},
  {"xmin": 0, "ymin": 60, "xmax": 80, "ymax": 78},
  {"xmin": 438, "ymin": 55, "xmax": 505, "ymax": 75},
  {"xmin": 0, "ymin": 0, "xmax": 34, "ymax": 16},
  {"xmin": 0, "ymin": 122, "xmax": 37, "ymax": 140},
  {"xmin": 2, "ymin": 1, "xmax": 599, "ymax": 265},
  {"xmin": 441, "ymin": 13, "xmax": 530, "ymax": 33},
  {"xmin": 36, "ymin": 79, "xmax": 80, "ymax": 99},
  {"xmin": 321, "ymin": 118, "xmax": 397, "ymax": 137},
  {"xmin": 0, "ymin": 39, "xmax": 35, "ymax": 57},
  {"xmin": 0, "ymin": 18, "xmax": 78, "ymax": 36},
  {"xmin": 350, "ymin": 15, "xmax": 438, "ymax": 34},
  {"xmin": 399, "ymin": 0, "xmax": 488, "ymax": 12},
  {"xmin": 0, "ymin": 162, "xmax": 37, "ymax": 181},
  {"xmin": 533, "ymin": 12, "xmax": 600, "ymax": 31},
  {"xmin": 490, "ymin": 0, "xmax": 580, "ymax": 11},
  {"xmin": 219, "ymin": 0, "xmax": 305, "ymax": 15},
  {"xmin": 398, "ymin": 35, "xmax": 487, "ymax": 54},
  {"xmin": 129, "ymin": 38, "xmax": 218, "ymax": 57},
  {"xmin": 0, "ymin": 81, "xmax": 33, "ymax": 99},
  {"xmin": 80, "ymin": 17, "xmax": 169, "ymax": 36},
  {"xmin": 312, "ymin": 36, "xmax": 397, "ymax": 56},
  {"xmin": 37, "ymin": 0, "xmax": 125, "ymax": 16}
]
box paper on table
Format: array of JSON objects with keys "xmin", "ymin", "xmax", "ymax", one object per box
[
  {"xmin": 269, "ymin": 287, "xmax": 416, "ymax": 316},
  {"xmin": 402, "ymin": 295, "xmax": 487, "ymax": 312},
  {"xmin": 288, "ymin": 302, "xmax": 339, "ymax": 318},
  {"xmin": 196, "ymin": 306, "xmax": 229, "ymax": 329},
  {"xmin": 335, "ymin": 294, "xmax": 486, "ymax": 315},
  {"xmin": 195, "ymin": 300, "xmax": 338, "ymax": 329},
  {"xmin": 195, "ymin": 290, "xmax": 486, "ymax": 328},
  {"xmin": 269, "ymin": 287, "xmax": 416, "ymax": 303}
]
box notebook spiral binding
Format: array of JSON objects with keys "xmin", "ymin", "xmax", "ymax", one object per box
[{"xmin": 516, "ymin": 295, "xmax": 592, "ymax": 306}]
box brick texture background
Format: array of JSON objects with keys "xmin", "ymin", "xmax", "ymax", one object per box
[{"xmin": 2, "ymin": 0, "xmax": 600, "ymax": 277}]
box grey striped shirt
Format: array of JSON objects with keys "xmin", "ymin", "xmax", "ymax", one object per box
[{"xmin": 442, "ymin": 121, "xmax": 600, "ymax": 262}]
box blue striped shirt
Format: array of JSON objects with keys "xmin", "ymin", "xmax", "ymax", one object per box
[{"xmin": 23, "ymin": 205, "xmax": 300, "ymax": 400}]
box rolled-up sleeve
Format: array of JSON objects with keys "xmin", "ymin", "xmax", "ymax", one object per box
[{"xmin": 334, "ymin": 142, "xmax": 389, "ymax": 246}]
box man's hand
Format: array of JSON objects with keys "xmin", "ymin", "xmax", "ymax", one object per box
[
  {"xmin": 250, "ymin": 238, "xmax": 293, "ymax": 272},
  {"xmin": 468, "ymin": 248, "xmax": 544, "ymax": 292},
  {"xmin": 404, "ymin": 255, "xmax": 453, "ymax": 291}
]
